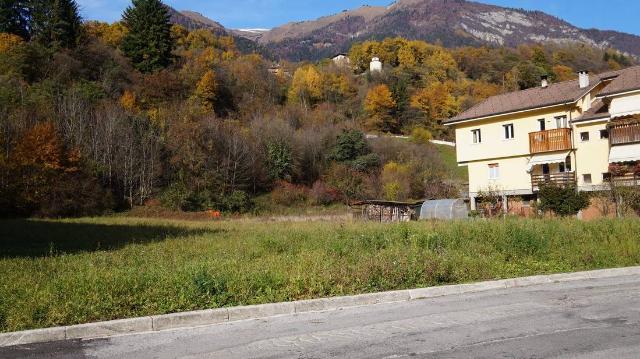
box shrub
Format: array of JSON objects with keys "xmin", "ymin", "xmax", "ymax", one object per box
[
  {"xmin": 270, "ymin": 181, "xmax": 308, "ymax": 206},
  {"xmin": 221, "ymin": 190, "xmax": 252, "ymax": 213},
  {"xmin": 410, "ymin": 127, "xmax": 433, "ymax": 144},
  {"xmin": 538, "ymin": 184, "xmax": 590, "ymax": 217},
  {"xmin": 266, "ymin": 141, "xmax": 293, "ymax": 181},
  {"xmin": 328, "ymin": 129, "xmax": 370, "ymax": 162},
  {"xmin": 160, "ymin": 182, "xmax": 190, "ymax": 210},
  {"xmin": 308, "ymin": 181, "xmax": 341, "ymax": 205},
  {"xmin": 350, "ymin": 153, "xmax": 381, "ymax": 172}
]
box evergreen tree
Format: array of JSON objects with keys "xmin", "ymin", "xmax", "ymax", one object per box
[
  {"xmin": 120, "ymin": 0, "xmax": 174, "ymax": 73},
  {"xmin": 0, "ymin": 0, "xmax": 29, "ymax": 39},
  {"xmin": 28, "ymin": 0, "xmax": 81, "ymax": 48}
]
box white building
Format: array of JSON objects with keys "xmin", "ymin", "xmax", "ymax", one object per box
[{"xmin": 370, "ymin": 57, "xmax": 382, "ymax": 73}]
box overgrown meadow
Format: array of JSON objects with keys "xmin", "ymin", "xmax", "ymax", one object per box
[{"xmin": 1, "ymin": 217, "xmax": 639, "ymax": 332}]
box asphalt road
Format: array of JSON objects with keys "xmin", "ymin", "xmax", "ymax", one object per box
[{"xmin": 3, "ymin": 274, "xmax": 640, "ymax": 358}]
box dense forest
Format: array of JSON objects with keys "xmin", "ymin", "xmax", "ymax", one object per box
[{"xmin": 0, "ymin": 0, "xmax": 635, "ymax": 218}]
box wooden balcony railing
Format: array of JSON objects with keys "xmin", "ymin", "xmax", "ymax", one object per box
[
  {"xmin": 609, "ymin": 121, "xmax": 640, "ymax": 145},
  {"xmin": 608, "ymin": 172, "xmax": 640, "ymax": 187},
  {"xmin": 531, "ymin": 172, "xmax": 577, "ymax": 191},
  {"xmin": 529, "ymin": 128, "xmax": 572, "ymax": 154}
]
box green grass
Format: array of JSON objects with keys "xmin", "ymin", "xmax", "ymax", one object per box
[
  {"xmin": 435, "ymin": 144, "xmax": 468, "ymax": 182},
  {"xmin": 1, "ymin": 217, "xmax": 639, "ymax": 332}
]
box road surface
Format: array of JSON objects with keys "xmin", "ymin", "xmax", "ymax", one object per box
[{"xmin": 3, "ymin": 274, "xmax": 640, "ymax": 358}]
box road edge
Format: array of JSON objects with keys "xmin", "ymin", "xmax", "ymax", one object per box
[{"xmin": 1, "ymin": 266, "xmax": 638, "ymax": 347}]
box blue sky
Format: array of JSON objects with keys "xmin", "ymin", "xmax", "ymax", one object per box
[{"xmin": 77, "ymin": 0, "xmax": 640, "ymax": 35}]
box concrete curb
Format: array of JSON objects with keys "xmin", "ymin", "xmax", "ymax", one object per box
[{"xmin": 1, "ymin": 266, "xmax": 638, "ymax": 347}]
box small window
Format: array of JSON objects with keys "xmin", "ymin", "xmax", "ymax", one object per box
[
  {"xmin": 583, "ymin": 174, "xmax": 592, "ymax": 184},
  {"xmin": 538, "ymin": 119, "xmax": 546, "ymax": 131},
  {"xmin": 565, "ymin": 156, "xmax": 572, "ymax": 172},
  {"xmin": 580, "ymin": 132, "xmax": 590, "ymax": 142},
  {"xmin": 503, "ymin": 124, "xmax": 514, "ymax": 139},
  {"xmin": 488, "ymin": 163, "xmax": 500, "ymax": 179},
  {"xmin": 600, "ymin": 129, "xmax": 609, "ymax": 139},
  {"xmin": 555, "ymin": 116, "xmax": 568, "ymax": 129},
  {"xmin": 472, "ymin": 129, "xmax": 482, "ymax": 144}
]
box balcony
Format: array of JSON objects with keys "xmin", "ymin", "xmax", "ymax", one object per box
[
  {"xmin": 609, "ymin": 121, "xmax": 640, "ymax": 145},
  {"xmin": 529, "ymin": 128, "xmax": 572, "ymax": 154},
  {"xmin": 531, "ymin": 172, "xmax": 577, "ymax": 191}
]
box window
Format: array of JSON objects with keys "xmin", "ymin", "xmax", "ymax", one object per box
[
  {"xmin": 583, "ymin": 174, "xmax": 592, "ymax": 184},
  {"xmin": 472, "ymin": 129, "xmax": 482, "ymax": 144},
  {"xmin": 538, "ymin": 119, "xmax": 546, "ymax": 131},
  {"xmin": 565, "ymin": 156, "xmax": 572, "ymax": 172},
  {"xmin": 488, "ymin": 163, "xmax": 500, "ymax": 180},
  {"xmin": 600, "ymin": 129, "xmax": 609, "ymax": 139},
  {"xmin": 555, "ymin": 116, "xmax": 568, "ymax": 129},
  {"xmin": 559, "ymin": 162, "xmax": 566, "ymax": 173},
  {"xmin": 580, "ymin": 131, "xmax": 590, "ymax": 142},
  {"xmin": 503, "ymin": 124, "xmax": 514, "ymax": 139}
]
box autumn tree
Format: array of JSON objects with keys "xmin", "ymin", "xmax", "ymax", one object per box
[
  {"xmin": 192, "ymin": 70, "xmax": 217, "ymax": 113},
  {"xmin": 84, "ymin": 21, "xmax": 128, "ymax": 47},
  {"xmin": 121, "ymin": 0, "xmax": 174, "ymax": 72},
  {"xmin": 0, "ymin": 32, "xmax": 23, "ymax": 53},
  {"xmin": 411, "ymin": 82, "xmax": 459, "ymax": 135},
  {"xmin": 288, "ymin": 64, "xmax": 323, "ymax": 109},
  {"xmin": 364, "ymin": 84, "xmax": 397, "ymax": 132}
]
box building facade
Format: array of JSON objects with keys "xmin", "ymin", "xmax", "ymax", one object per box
[{"xmin": 445, "ymin": 66, "xmax": 640, "ymax": 211}]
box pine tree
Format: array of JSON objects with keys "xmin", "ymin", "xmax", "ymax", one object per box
[
  {"xmin": 28, "ymin": 0, "xmax": 81, "ymax": 48},
  {"xmin": 0, "ymin": 0, "xmax": 29, "ymax": 39},
  {"xmin": 120, "ymin": 0, "xmax": 174, "ymax": 73}
]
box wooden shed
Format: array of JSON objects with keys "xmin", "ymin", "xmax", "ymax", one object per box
[{"xmin": 350, "ymin": 200, "xmax": 423, "ymax": 222}]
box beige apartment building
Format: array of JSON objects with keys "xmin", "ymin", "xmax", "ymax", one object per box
[{"xmin": 445, "ymin": 66, "xmax": 640, "ymax": 211}]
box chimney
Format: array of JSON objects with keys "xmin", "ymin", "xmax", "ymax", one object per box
[
  {"xmin": 541, "ymin": 75, "xmax": 548, "ymax": 88},
  {"xmin": 578, "ymin": 70, "xmax": 589, "ymax": 89}
]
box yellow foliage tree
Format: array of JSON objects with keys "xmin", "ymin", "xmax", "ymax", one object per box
[
  {"xmin": 288, "ymin": 65, "xmax": 323, "ymax": 109},
  {"xmin": 83, "ymin": 21, "xmax": 128, "ymax": 47},
  {"xmin": 194, "ymin": 70, "xmax": 218, "ymax": 112},
  {"xmin": 381, "ymin": 161, "xmax": 411, "ymax": 201},
  {"xmin": 411, "ymin": 82, "xmax": 459, "ymax": 132},
  {"xmin": 120, "ymin": 90, "xmax": 137, "ymax": 112},
  {"xmin": 0, "ymin": 33, "xmax": 24, "ymax": 53},
  {"xmin": 364, "ymin": 84, "xmax": 397, "ymax": 132},
  {"xmin": 171, "ymin": 24, "xmax": 189, "ymax": 48},
  {"xmin": 552, "ymin": 64, "xmax": 576, "ymax": 81}
]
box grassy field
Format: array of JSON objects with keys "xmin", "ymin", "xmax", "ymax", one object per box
[
  {"xmin": 434, "ymin": 144, "xmax": 468, "ymax": 182},
  {"xmin": 1, "ymin": 217, "xmax": 639, "ymax": 332}
]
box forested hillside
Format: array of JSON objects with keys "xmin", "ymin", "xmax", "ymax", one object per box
[
  {"xmin": 255, "ymin": 0, "xmax": 640, "ymax": 62},
  {"xmin": 0, "ymin": 0, "xmax": 635, "ymax": 218}
]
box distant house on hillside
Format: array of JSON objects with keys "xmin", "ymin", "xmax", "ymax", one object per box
[
  {"xmin": 445, "ymin": 66, "xmax": 640, "ymax": 216},
  {"xmin": 331, "ymin": 53, "xmax": 350, "ymax": 66},
  {"xmin": 370, "ymin": 57, "xmax": 382, "ymax": 73}
]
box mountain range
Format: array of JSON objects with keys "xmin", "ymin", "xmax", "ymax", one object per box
[{"xmin": 167, "ymin": 0, "xmax": 640, "ymax": 61}]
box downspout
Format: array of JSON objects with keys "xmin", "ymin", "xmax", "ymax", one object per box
[{"xmin": 570, "ymin": 110, "xmax": 578, "ymax": 190}]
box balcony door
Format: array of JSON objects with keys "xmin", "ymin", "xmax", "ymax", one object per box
[
  {"xmin": 555, "ymin": 116, "xmax": 568, "ymax": 129},
  {"xmin": 538, "ymin": 119, "xmax": 546, "ymax": 131}
]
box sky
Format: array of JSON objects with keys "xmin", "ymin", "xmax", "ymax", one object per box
[{"xmin": 77, "ymin": 0, "xmax": 640, "ymax": 35}]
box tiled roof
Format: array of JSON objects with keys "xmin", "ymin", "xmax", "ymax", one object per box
[
  {"xmin": 445, "ymin": 67, "xmax": 640, "ymax": 124},
  {"xmin": 574, "ymin": 99, "xmax": 609, "ymax": 122},
  {"xmin": 597, "ymin": 66, "xmax": 640, "ymax": 97}
]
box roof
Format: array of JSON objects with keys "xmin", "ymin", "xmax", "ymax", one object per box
[
  {"xmin": 598, "ymin": 66, "xmax": 640, "ymax": 97},
  {"xmin": 445, "ymin": 67, "xmax": 640, "ymax": 125},
  {"xmin": 574, "ymin": 99, "xmax": 610, "ymax": 123},
  {"xmin": 350, "ymin": 200, "xmax": 424, "ymax": 206}
]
